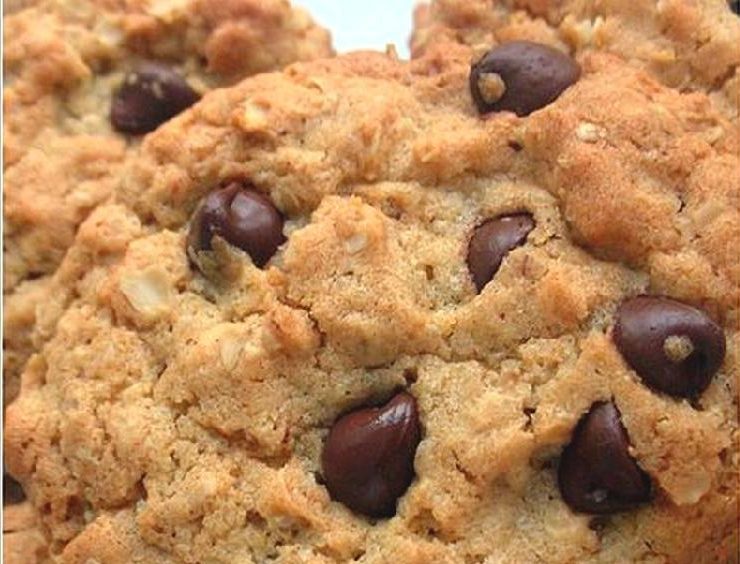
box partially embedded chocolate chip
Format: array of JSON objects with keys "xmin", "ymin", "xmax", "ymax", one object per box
[
  {"xmin": 558, "ymin": 402, "xmax": 651, "ymax": 514},
  {"xmin": 730, "ymin": 0, "xmax": 739, "ymax": 15},
  {"xmin": 467, "ymin": 213, "xmax": 534, "ymax": 293},
  {"xmin": 111, "ymin": 62, "xmax": 200, "ymax": 134},
  {"xmin": 470, "ymin": 41, "xmax": 580, "ymax": 116},
  {"xmin": 321, "ymin": 391, "xmax": 421, "ymax": 518},
  {"xmin": 4, "ymin": 473, "xmax": 26, "ymax": 505},
  {"xmin": 613, "ymin": 296, "xmax": 725, "ymax": 398},
  {"xmin": 187, "ymin": 183, "xmax": 286, "ymax": 269}
]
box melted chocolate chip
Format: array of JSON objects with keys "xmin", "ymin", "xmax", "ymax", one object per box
[
  {"xmin": 467, "ymin": 213, "xmax": 534, "ymax": 293},
  {"xmin": 111, "ymin": 62, "xmax": 200, "ymax": 134},
  {"xmin": 4, "ymin": 473, "xmax": 26, "ymax": 505},
  {"xmin": 321, "ymin": 391, "xmax": 421, "ymax": 518},
  {"xmin": 470, "ymin": 41, "xmax": 581, "ymax": 116},
  {"xmin": 613, "ymin": 296, "xmax": 725, "ymax": 398},
  {"xmin": 187, "ymin": 183, "xmax": 286, "ymax": 269},
  {"xmin": 558, "ymin": 402, "xmax": 651, "ymax": 514}
]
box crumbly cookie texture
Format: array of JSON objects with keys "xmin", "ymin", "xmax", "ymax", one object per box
[
  {"xmin": 411, "ymin": 0, "xmax": 740, "ymax": 120},
  {"xmin": 5, "ymin": 47, "xmax": 739, "ymax": 563},
  {"xmin": 3, "ymin": 501, "xmax": 50, "ymax": 564},
  {"xmin": 3, "ymin": 0, "xmax": 333, "ymax": 404}
]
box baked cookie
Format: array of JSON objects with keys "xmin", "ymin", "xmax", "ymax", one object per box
[
  {"xmin": 411, "ymin": 0, "xmax": 740, "ymax": 120},
  {"xmin": 5, "ymin": 44, "xmax": 739, "ymax": 562},
  {"xmin": 3, "ymin": 477, "xmax": 50, "ymax": 564},
  {"xmin": 3, "ymin": 0, "xmax": 332, "ymax": 404}
]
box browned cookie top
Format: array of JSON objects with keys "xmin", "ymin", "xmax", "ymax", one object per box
[
  {"xmin": 412, "ymin": 0, "xmax": 740, "ymax": 122},
  {"xmin": 5, "ymin": 42, "xmax": 739, "ymax": 563},
  {"xmin": 3, "ymin": 0, "xmax": 333, "ymax": 405}
]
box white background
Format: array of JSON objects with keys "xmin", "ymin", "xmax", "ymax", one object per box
[{"xmin": 296, "ymin": 1, "xmax": 418, "ymax": 59}]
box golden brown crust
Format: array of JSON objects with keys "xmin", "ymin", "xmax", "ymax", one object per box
[
  {"xmin": 2, "ymin": 0, "xmax": 332, "ymax": 406},
  {"xmin": 3, "ymin": 502, "xmax": 50, "ymax": 564},
  {"xmin": 411, "ymin": 0, "xmax": 740, "ymax": 121},
  {"xmin": 5, "ymin": 47, "xmax": 738, "ymax": 562}
]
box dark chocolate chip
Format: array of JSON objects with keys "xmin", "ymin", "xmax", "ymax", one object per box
[
  {"xmin": 4, "ymin": 473, "xmax": 26, "ymax": 505},
  {"xmin": 187, "ymin": 183, "xmax": 286, "ymax": 269},
  {"xmin": 321, "ymin": 391, "xmax": 421, "ymax": 518},
  {"xmin": 467, "ymin": 213, "xmax": 534, "ymax": 293},
  {"xmin": 470, "ymin": 41, "xmax": 581, "ymax": 116},
  {"xmin": 730, "ymin": 1, "xmax": 739, "ymax": 15},
  {"xmin": 613, "ymin": 296, "xmax": 725, "ymax": 398},
  {"xmin": 558, "ymin": 402, "xmax": 651, "ymax": 514},
  {"xmin": 111, "ymin": 62, "xmax": 200, "ymax": 134}
]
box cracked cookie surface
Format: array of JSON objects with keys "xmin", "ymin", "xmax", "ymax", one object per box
[
  {"xmin": 3, "ymin": 500, "xmax": 50, "ymax": 564},
  {"xmin": 3, "ymin": 0, "xmax": 333, "ymax": 404},
  {"xmin": 411, "ymin": 0, "xmax": 740, "ymax": 121},
  {"xmin": 5, "ymin": 46, "xmax": 739, "ymax": 563}
]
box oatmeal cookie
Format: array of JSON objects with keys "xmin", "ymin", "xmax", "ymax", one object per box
[
  {"xmin": 3, "ymin": 493, "xmax": 50, "ymax": 564},
  {"xmin": 411, "ymin": 0, "xmax": 740, "ymax": 120},
  {"xmin": 5, "ymin": 44, "xmax": 739, "ymax": 562},
  {"xmin": 3, "ymin": 0, "xmax": 332, "ymax": 404}
]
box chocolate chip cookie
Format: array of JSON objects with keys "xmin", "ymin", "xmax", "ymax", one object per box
[
  {"xmin": 3, "ymin": 0, "xmax": 333, "ymax": 405},
  {"xmin": 412, "ymin": 0, "xmax": 740, "ymax": 120},
  {"xmin": 5, "ymin": 42, "xmax": 738, "ymax": 562}
]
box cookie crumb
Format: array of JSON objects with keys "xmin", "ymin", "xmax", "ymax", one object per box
[
  {"xmin": 663, "ymin": 335, "xmax": 694, "ymax": 363},
  {"xmin": 476, "ymin": 72, "xmax": 507, "ymax": 104}
]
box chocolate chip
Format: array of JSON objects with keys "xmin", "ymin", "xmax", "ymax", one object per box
[
  {"xmin": 467, "ymin": 213, "xmax": 534, "ymax": 293},
  {"xmin": 613, "ymin": 296, "xmax": 725, "ymax": 398},
  {"xmin": 558, "ymin": 402, "xmax": 651, "ymax": 514},
  {"xmin": 187, "ymin": 183, "xmax": 286, "ymax": 269},
  {"xmin": 470, "ymin": 41, "xmax": 580, "ymax": 116},
  {"xmin": 321, "ymin": 391, "xmax": 421, "ymax": 518},
  {"xmin": 4, "ymin": 473, "xmax": 26, "ymax": 505},
  {"xmin": 111, "ymin": 62, "xmax": 200, "ymax": 134},
  {"xmin": 730, "ymin": 1, "xmax": 739, "ymax": 15}
]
